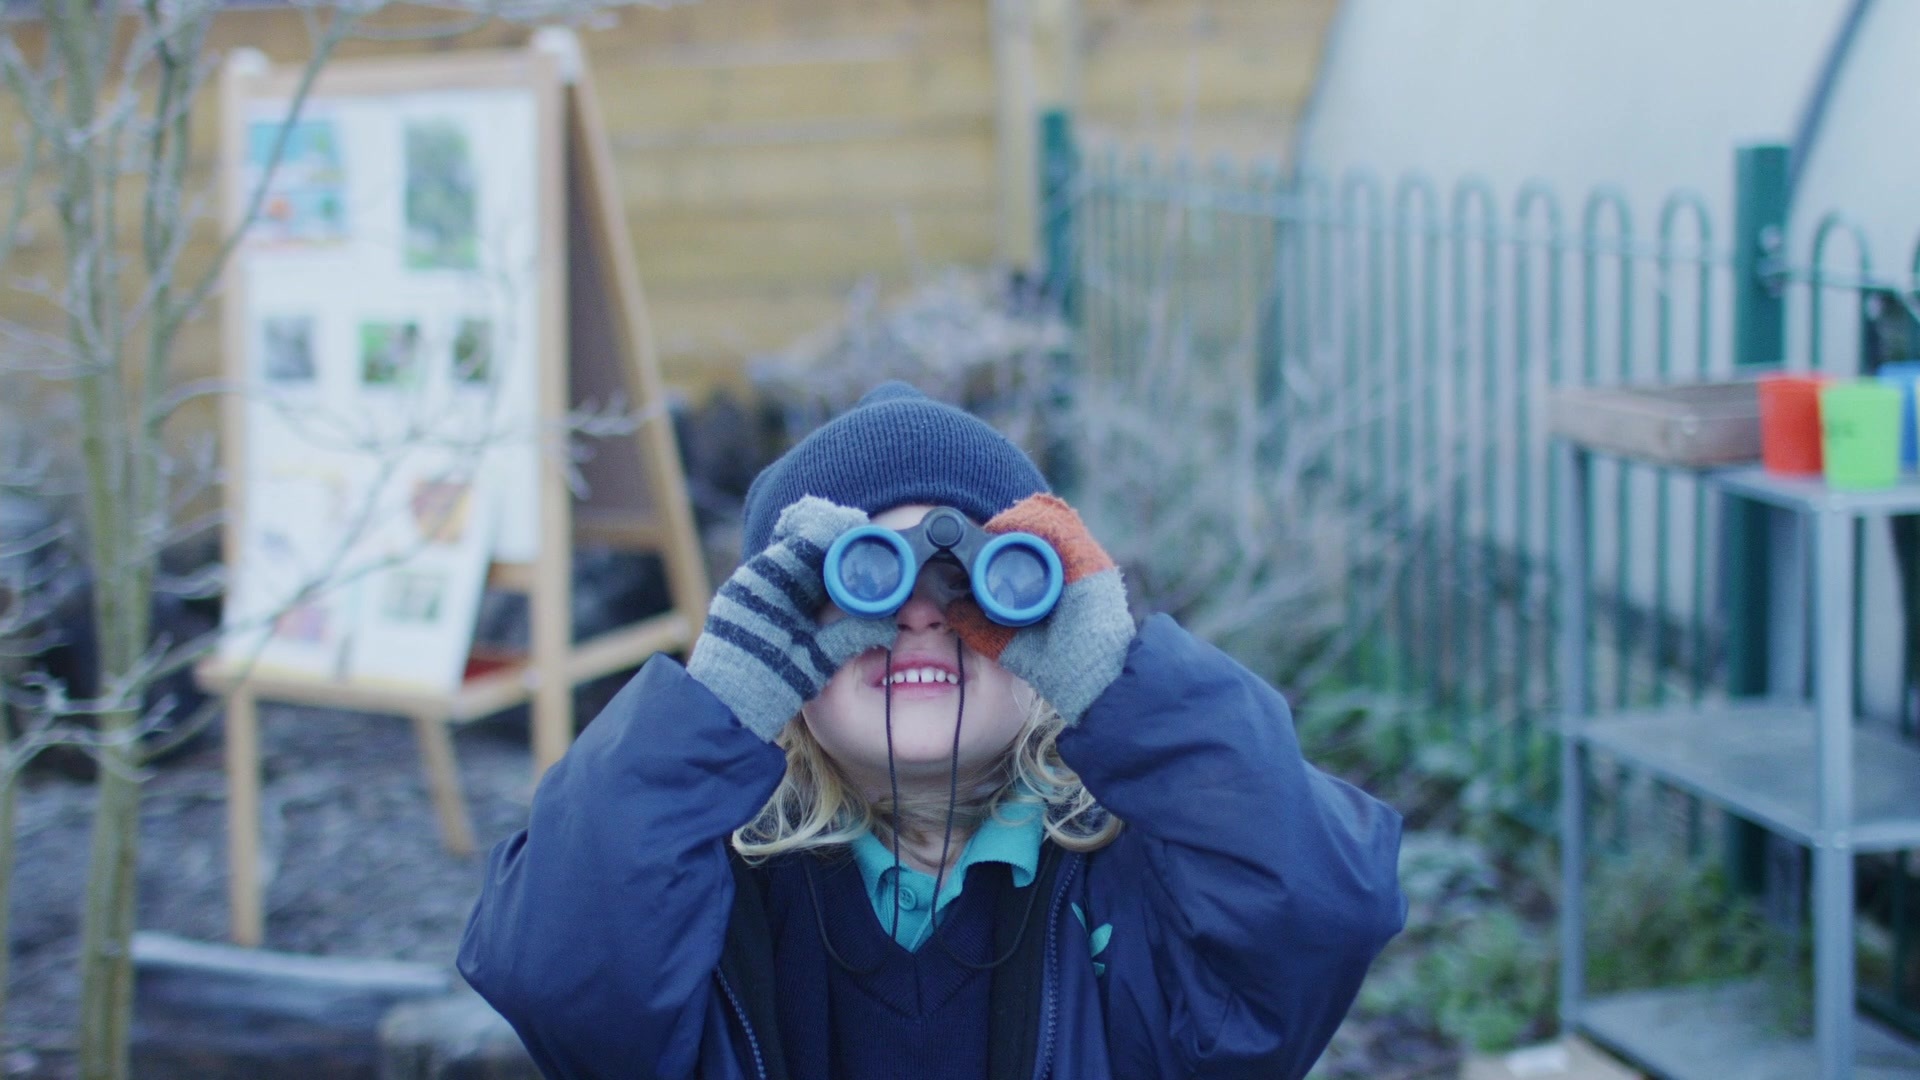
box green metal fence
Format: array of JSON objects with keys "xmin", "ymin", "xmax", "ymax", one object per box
[
  {"xmin": 1061, "ymin": 144, "xmax": 1732, "ymax": 815},
  {"xmin": 1044, "ymin": 123, "xmax": 1920, "ymax": 1029}
]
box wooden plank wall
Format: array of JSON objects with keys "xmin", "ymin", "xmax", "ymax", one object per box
[
  {"xmin": 0, "ymin": 0, "xmax": 1336, "ymax": 416},
  {"xmin": 1079, "ymin": 0, "xmax": 1335, "ymax": 159},
  {"xmin": 578, "ymin": 0, "xmax": 1003, "ymax": 398}
]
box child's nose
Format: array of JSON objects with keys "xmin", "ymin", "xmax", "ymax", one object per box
[{"xmin": 895, "ymin": 575, "xmax": 951, "ymax": 633}]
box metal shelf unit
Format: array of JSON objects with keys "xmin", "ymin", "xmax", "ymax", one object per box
[
  {"xmin": 1557, "ymin": 454, "xmax": 1920, "ymax": 1080},
  {"xmin": 1581, "ymin": 982, "xmax": 1920, "ymax": 1080}
]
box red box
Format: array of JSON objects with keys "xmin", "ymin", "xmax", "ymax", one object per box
[{"xmin": 1758, "ymin": 373, "xmax": 1828, "ymax": 475}]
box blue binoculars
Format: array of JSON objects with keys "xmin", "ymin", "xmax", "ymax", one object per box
[{"xmin": 824, "ymin": 507, "xmax": 1064, "ymax": 627}]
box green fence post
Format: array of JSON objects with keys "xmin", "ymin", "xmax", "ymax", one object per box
[
  {"xmin": 1040, "ymin": 108, "xmax": 1079, "ymax": 322},
  {"xmin": 1727, "ymin": 143, "xmax": 1788, "ymax": 890},
  {"xmin": 1037, "ymin": 107, "xmax": 1080, "ymax": 492}
]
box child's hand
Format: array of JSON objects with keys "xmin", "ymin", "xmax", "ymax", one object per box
[
  {"xmin": 687, "ymin": 496, "xmax": 899, "ymax": 740},
  {"xmin": 947, "ymin": 494, "xmax": 1134, "ymax": 723}
]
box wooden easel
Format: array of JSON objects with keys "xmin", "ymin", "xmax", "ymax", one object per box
[{"xmin": 201, "ymin": 32, "xmax": 710, "ymax": 947}]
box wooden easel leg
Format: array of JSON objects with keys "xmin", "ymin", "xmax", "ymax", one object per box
[
  {"xmin": 529, "ymin": 499, "xmax": 573, "ymax": 780},
  {"xmin": 530, "ymin": 670, "xmax": 570, "ymax": 779},
  {"xmin": 410, "ymin": 713, "xmax": 475, "ymax": 856},
  {"xmin": 224, "ymin": 687, "xmax": 263, "ymax": 947}
]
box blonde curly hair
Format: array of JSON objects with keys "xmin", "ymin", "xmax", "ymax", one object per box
[{"xmin": 731, "ymin": 685, "xmax": 1122, "ymax": 861}]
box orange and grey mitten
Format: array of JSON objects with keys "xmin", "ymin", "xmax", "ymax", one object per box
[{"xmin": 948, "ymin": 494, "xmax": 1134, "ymax": 723}]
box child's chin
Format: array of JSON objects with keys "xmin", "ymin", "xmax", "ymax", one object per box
[
  {"xmin": 882, "ymin": 745, "xmax": 979, "ymax": 772},
  {"xmin": 866, "ymin": 682, "xmax": 962, "ymax": 703}
]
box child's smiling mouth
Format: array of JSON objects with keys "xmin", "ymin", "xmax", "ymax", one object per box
[
  {"xmin": 863, "ymin": 651, "xmax": 964, "ymax": 698},
  {"xmin": 885, "ymin": 666, "xmax": 959, "ymax": 688}
]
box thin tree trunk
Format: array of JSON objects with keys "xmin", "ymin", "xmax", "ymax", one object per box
[
  {"xmin": 74, "ymin": 289, "xmax": 146, "ymax": 1080},
  {"xmin": 76, "ymin": 728, "xmax": 141, "ymax": 1080},
  {"xmin": 42, "ymin": 0, "xmax": 147, "ymax": 1071},
  {"xmin": 75, "ymin": 343, "xmax": 147, "ymax": 1080}
]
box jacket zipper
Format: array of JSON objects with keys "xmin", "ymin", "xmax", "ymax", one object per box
[
  {"xmin": 715, "ymin": 969, "xmax": 768, "ymax": 1080},
  {"xmin": 1032, "ymin": 852, "xmax": 1083, "ymax": 1080}
]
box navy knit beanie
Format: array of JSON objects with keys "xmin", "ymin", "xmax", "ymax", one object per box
[{"xmin": 741, "ymin": 382, "xmax": 1050, "ymax": 558}]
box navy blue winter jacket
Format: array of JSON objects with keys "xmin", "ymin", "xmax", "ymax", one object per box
[{"xmin": 458, "ymin": 614, "xmax": 1406, "ymax": 1079}]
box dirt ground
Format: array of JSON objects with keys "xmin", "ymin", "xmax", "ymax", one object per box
[
  {"xmin": 2, "ymin": 545, "xmax": 674, "ymax": 1080},
  {"xmin": 5, "ymin": 698, "xmax": 551, "ymax": 1080}
]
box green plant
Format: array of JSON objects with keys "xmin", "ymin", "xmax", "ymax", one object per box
[
  {"xmin": 1359, "ymin": 842, "xmax": 1802, "ymax": 1055},
  {"xmin": 1425, "ymin": 908, "xmax": 1558, "ymax": 1052},
  {"xmin": 1585, "ymin": 847, "xmax": 1810, "ymax": 1037},
  {"xmin": 1295, "ymin": 689, "xmax": 1501, "ymax": 838},
  {"xmin": 1585, "ymin": 851, "xmax": 1774, "ymax": 992},
  {"xmin": 1354, "ymin": 823, "xmax": 1555, "ymax": 1054}
]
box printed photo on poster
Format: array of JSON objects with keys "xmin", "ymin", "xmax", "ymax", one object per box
[
  {"xmin": 404, "ymin": 120, "xmax": 478, "ymax": 270},
  {"xmin": 344, "ymin": 469, "xmax": 495, "ymax": 691},
  {"xmin": 218, "ymin": 467, "xmax": 359, "ymax": 680},
  {"xmin": 261, "ymin": 316, "xmax": 317, "ymax": 383},
  {"xmin": 409, "ymin": 478, "xmax": 473, "ymax": 545},
  {"xmin": 360, "ymin": 320, "xmax": 422, "ymax": 387},
  {"xmin": 452, "ymin": 318, "xmax": 493, "ymax": 385},
  {"xmin": 272, "ymin": 599, "xmax": 332, "ymax": 645},
  {"xmin": 381, "ymin": 569, "xmax": 447, "ymax": 623},
  {"xmin": 245, "ymin": 117, "xmax": 348, "ymax": 245}
]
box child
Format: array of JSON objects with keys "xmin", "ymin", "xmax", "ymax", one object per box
[{"xmin": 459, "ymin": 382, "xmax": 1406, "ymax": 1080}]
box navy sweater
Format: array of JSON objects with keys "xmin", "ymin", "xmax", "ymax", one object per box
[{"xmin": 794, "ymin": 854, "xmax": 995, "ymax": 1079}]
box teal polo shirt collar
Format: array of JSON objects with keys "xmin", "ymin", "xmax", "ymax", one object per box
[{"xmin": 849, "ymin": 799, "xmax": 1044, "ymax": 952}]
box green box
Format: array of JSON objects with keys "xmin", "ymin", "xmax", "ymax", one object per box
[{"xmin": 1820, "ymin": 381, "xmax": 1903, "ymax": 490}]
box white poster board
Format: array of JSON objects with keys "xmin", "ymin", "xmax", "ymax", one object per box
[{"xmin": 220, "ymin": 84, "xmax": 542, "ymax": 692}]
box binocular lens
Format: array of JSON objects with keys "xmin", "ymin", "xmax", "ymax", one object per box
[
  {"xmin": 981, "ymin": 546, "xmax": 1050, "ymax": 612},
  {"xmin": 835, "ymin": 536, "xmax": 905, "ymax": 602}
]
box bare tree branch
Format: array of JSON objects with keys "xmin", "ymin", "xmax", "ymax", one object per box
[
  {"xmin": 161, "ymin": 6, "xmax": 360, "ymax": 340},
  {"xmin": 0, "ymin": 62, "xmax": 45, "ymax": 267}
]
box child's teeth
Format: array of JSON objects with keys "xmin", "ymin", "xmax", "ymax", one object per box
[{"xmin": 888, "ymin": 667, "xmax": 954, "ymax": 686}]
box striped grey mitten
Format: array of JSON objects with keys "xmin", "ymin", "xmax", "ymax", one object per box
[{"xmin": 687, "ymin": 496, "xmax": 899, "ymax": 740}]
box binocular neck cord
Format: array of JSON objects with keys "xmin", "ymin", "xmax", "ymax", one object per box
[{"xmin": 810, "ymin": 638, "xmax": 1045, "ymax": 975}]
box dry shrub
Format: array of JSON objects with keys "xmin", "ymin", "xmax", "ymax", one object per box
[
  {"xmin": 1065, "ymin": 321, "xmax": 1424, "ymax": 689},
  {"xmin": 749, "ymin": 271, "xmax": 1068, "ymax": 460},
  {"xmin": 751, "ymin": 268, "xmax": 1427, "ymax": 690}
]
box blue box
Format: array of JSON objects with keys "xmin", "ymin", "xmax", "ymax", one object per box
[{"xmin": 1875, "ymin": 360, "xmax": 1920, "ymax": 470}]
